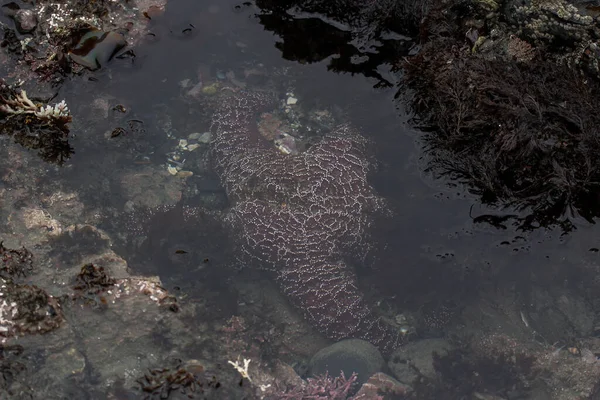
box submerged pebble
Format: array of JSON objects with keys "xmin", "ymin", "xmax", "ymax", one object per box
[
  {"xmin": 202, "ymin": 83, "xmax": 219, "ymax": 95},
  {"xmin": 14, "ymin": 9, "xmax": 37, "ymax": 33},
  {"xmin": 274, "ymin": 131, "xmax": 299, "ymax": 155}
]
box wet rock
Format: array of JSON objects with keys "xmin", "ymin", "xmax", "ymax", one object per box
[
  {"xmin": 388, "ymin": 338, "xmax": 454, "ymax": 384},
  {"xmin": 41, "ymin": 191, "xmax": 86, "ymax": 226},
  {"xmin": 14, "ymin": 9, "xmax": 37, "ymax": 34},
  {"xmin": 233, "ymin": 280, "xmax": 328, "ymax": 358},
  {"xmin": 355, "ymin": 372, "xmax": 412, "ymax": 398},
  {"xmin": 309, "ymin": 339, "xmax": 385, "ymax": 386},
  {"xmin": 0, "ymin": 344, "xmax": 28, "ymax": 395},
  {"xmin": 466, "ymin": 333, "xmax": 600, "ymax": 400},
  {"xmin": 47, "ymin": 225, "xmax": 112, "ymax": 267},
  {"xmin": 526, "ymin": 287, "xmax": 595, "ymax": 341},
  {"xmin": 119, "ymin": 167, "xmax": 184, "ymax": 208},
  {"xmin": 20, "ymin": 207, "xmax": 63, "ymax": 236},
  {"xmin": 43, "ymin": 346, "xmax": 86, "ymax": 378}
]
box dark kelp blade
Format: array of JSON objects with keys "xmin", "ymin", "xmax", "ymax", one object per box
[{"xmin": 69, "ymin": 30, "xmax": 127, "ymax": 70}]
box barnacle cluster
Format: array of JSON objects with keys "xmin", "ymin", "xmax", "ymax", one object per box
[{"xmin": 506, "ymin": 0, "xmax": 595, "ymax": 42}]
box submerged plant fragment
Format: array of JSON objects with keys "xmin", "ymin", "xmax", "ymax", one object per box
[{"xmin": 0, "ymin": 81, "xmax": 73, "ymax": 164}]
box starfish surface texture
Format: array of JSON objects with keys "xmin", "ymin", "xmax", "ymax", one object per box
[{"xmin": 210, "ymin": 91, "xmax": 399, "ymax": 353}]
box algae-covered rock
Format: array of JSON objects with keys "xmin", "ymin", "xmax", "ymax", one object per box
[{"xmin": 309, "ymin": 339, "xmax": 385, "ymax": 386}]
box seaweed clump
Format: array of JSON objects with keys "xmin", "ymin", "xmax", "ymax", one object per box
[
  {"xmin": 0, "ymin": 243, "xmax": 63, "ymax": 339},
  {"xmin": 72, "ymin": 263, "xmax": 116, "ymax": 307},
  {"xmin": 0, "ymin": 81, "xmax": 74, "ymax": 164},
  {"xmin": 402, "ymin": 2, "xmax": 600, "ymax": 229},
  {"xmin": 1, "ymin": 282, "xmax": 63, "ymax": 337},
  {"xmin": 135, "ymin": 359, "xmax": 221, "ymax": 399},
  {"xmin": 0, "ymin": 242, "xmax": 33, "ymax": 279}
]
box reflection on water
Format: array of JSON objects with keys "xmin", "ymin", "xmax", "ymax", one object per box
[{"xmin": 1, "ymin": 0, "xmax": 600, "ymax": 398}]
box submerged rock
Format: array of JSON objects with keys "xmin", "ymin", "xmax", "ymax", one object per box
[
  {"xmin": 309, "ymin": 339, "xmax": 385, "ymax": 386},
  {"xmin": 14, "ymin": 9, "xmax": 37, "ymax": 34}
]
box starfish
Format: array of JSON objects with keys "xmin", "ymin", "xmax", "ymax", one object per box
[{"xmin": 210, "ymin": 90, "xmax": 400, "ymax": 353}]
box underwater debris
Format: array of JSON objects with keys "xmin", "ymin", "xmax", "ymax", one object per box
[
  {"xmin": 0, "ymin": 242, "xmax": 33, "ymax": 279},
  {"xmin": 135, "ymin": 359, "xmax": 221, "ymax": 399}
]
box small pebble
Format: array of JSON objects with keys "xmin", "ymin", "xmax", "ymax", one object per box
[
  {"xmin": 167, "ymin": 166, "xmax": 178, "ymax": 175},
  {"xmin": 177, "ymin": 170, "xmax": 194, "ymax": 178},
  {"xmin": 187, "ymin": 143, "xmax": 201, "ymax": 151},
  {"xmin": 14, "ymin": 9, "xmax": 37, "ymax": 33},
  {"xmin": 202, "ymin": 83, "xmax": 218, "ymax": 95},
  {"xmin": 188, "ymin": 132, "xmax": 211, "ymax": 143},
  {"xmin": 286, "ymin": 96, "xmax": 298, "ymax": 105},
  {"xmin": 197, "ymin": 132, "xmax": 211, "ymax": 143}
]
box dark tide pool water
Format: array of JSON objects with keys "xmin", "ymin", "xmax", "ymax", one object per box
[{"xmin": 4, "ymin": 0, "xmax": 600, "ymax": 398}]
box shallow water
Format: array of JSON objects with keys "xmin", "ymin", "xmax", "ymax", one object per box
[{"xmin": 3, "ymin": 0, "xmax": 600, "ymax": 398}]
